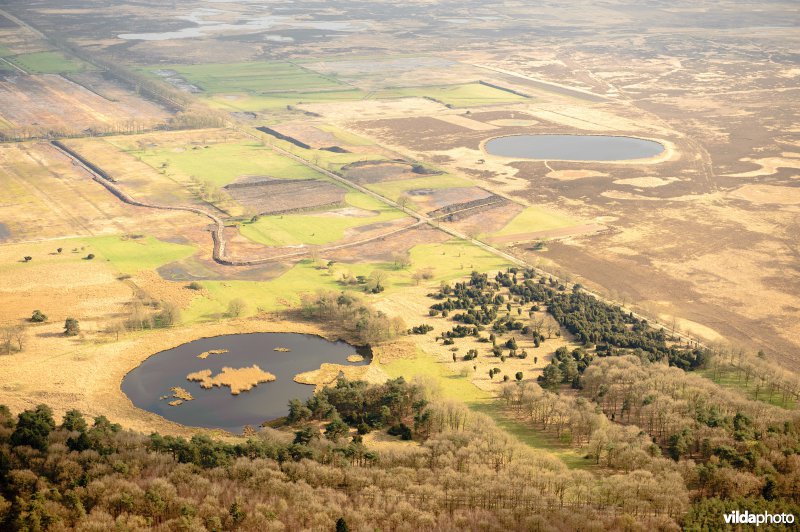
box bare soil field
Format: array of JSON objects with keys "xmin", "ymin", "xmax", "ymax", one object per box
[
  {"xmin": 225, "ymin": 177, "xmax": 346, "ymax": 215},
  {"xmin": 0, "ymin": 73, "xmax": 168, "ymax": 136},
  {"xmin": 0, "ymin": 142, "xmax": 195, "ymax": 242},
  {"xmin": 343, "ymin": 161, "xmax": 419, "ymax": 184}
]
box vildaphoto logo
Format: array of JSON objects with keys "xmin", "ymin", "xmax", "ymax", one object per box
[{"xmin": 724, "ymin": 510, "xmax": 795, "ymax": 526}]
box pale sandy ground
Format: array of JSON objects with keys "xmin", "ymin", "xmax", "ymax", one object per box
[{"xmin": 373, "ymin": 284, "xmax": 582, "ymax": 394}]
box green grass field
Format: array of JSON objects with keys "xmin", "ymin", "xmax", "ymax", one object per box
[
  {"xmin": 374, "ymin": 83, "xmax": 527, "ymax": 107},
  {"xmin": 492, "ymin": 206, "xmax": 576, "ymax": 237},
  {"xmin": 383, "ymin": 349, "xmax": 591, "ymax": 468},
  {"xmin": 365, "ymin": 174, "xmax": 473, "ymax": 201},
  {"xmin": 183, "ymin": 258, "xmax": 402, "ymax": 321},
  {"xmin": 238, "ymin": 192, "xmax": 406, "ymax": 247},
  {"xmin": 9, "ymin": 51, "xmax": 89, "ymax": 74},
  {"xmin": 252, "ymin": 133, "xmax": 388, "ymax": 173},
  {"xmin": 183, "ymin": 236, "xmax": 512, "ymax": 322},
  {"xmin": 699, "ymin": 366, "xmax": 796, "ymax": 409},
  {"xmin": 153, "ymin": 61, "xmax": 347, "ymax": 94},
  {"xmin": 206, "ymin": 89, "xmax": 366, "ymax": 112},
  {"xmin": 83, "ymin": 235, "xmax": 197, "ymax": 275},
  {"xmin": 0, "ymin": 235, "xmax": 198, "ymax": 276},
  {"xmin": 127, "ymin": 141, "xmax": 325, "ymax": 186},
  {"xmin": 0, "ymin": 45, "xmax": 12, "ymax": 57},
  {"xmin": 408, "ymin": 240, "xmax": 511, "ymax": 280}
]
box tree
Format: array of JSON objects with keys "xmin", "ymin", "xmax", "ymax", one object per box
[
  {"xmin": 23, "ymin": 256, "xmax": 31, "ymax": 262},
  {"xmin": 157, "ymin": 301, "xmax": 181, "ymax": 326},
  {"xmin": 56, "ymin": 247, "xmax": 62, "ymax": 254},
  {"xmin": 336, "ymin": 517, "xmax": 350, "ymax": 532},
  {"xmin": 288, "ymin": 399, "xmax": 312, "ymax": 423},
  {"xmin": 541, "ymin": 363, "xmax": 563, "ymax": 390},
  {"xmin": 396, "ymin": 194, "xmax": 411, "ymax": 211},
  {"xmin": 12, "ymin": 325, "xmax": 26, "ymax": 352},
  {"xmin": 64, "ymin": 318, "xmax": 80, "ymax": 337},
  {"xmin": 30, "ymin": 310, "xmax": 47, "ymax": 323},
  {"xmin": 85, "ymin": 253, "xmax": 95, "ymax": 260},
  {"xmin": 107, "ymin": 320, "xmax": 126, "ymax": 340},
  {"xmin": 515, "ymin": 372, "xmax": 523, "ymax": 382},
  {"xmin": 293, "ymin": 426, "xmax": 317, "ymax": 445},
  {"xmin": 11, "ymin": 405, "xmax": 55, "ymax": 451},
  {"xmin": 229, "ymin": 501, "xmax": 246, "ymax": 526},
  {"xmin": 61, "ymin": 410, "xmax": 88, "ymax": 433},
  {"xmin": 392, "ymin": 252, "xmax": 411, "ymax": 270},
  {"xmin": 325, "ymin": 413, "xmax": 349, "ymax": 442},
  {"xmin": 559, "ymin": 356, "xmax": 579, "ymax": 385},
  {"xmin": 365, "ymin": 270, "xmax": 387, "ymax": 294},
  {"xmin": 227, "ymin": 298, "xmax": 247, "ymax": 318},
  {"xmin": 0, "ymin": 327, "xmax": 13, "ymax": 355}
]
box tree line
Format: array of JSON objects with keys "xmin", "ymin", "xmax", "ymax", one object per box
[{"xmin": 0, "ymin": 385, "xmax": 689, "ymax": 530}]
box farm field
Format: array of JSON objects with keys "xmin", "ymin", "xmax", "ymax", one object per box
[
  {"xmin": 0, "ymin": 74, "xmax": 170, "ymax": 137},
  {"xmin": 238, "ymin": 192, "xmax": 406, "ymax": 247},
  {"xmin": 489, "ymin": 205, "xmax": 578, "ymax": 239},
  {"xmin": 149, "ymin": 61, "xmax": 347, "ymax": 93},
  {"xmin": 124, "ymin": 138, "xmax": 326, "ymax": 186},
  {"xmin": 7, "ymin": 50, "xmax": 90, "ymax": 74},
  {"xmin": 365, "ymin": 174, "xmax": 474, "ymax": 201},
  {"xmin": 373, "ymin": 82, "xmax": 528, "ymax": 107}
]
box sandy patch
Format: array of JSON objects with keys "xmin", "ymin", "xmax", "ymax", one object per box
[
  {"xmin": 657, "ymin": 313, "xmax": 723, "ymax": 343},
  {"xmin": 489, "ymin": 223, "xmax": 606, "ymax": 245},
  {"xmin": 197, "ymin": 349, "xmax": 228, "ymax": 359},
  {"xmin": 600, "ymin": 190, "xmax": 699, "ymax": 202},
  {"xmin": 362, "ymin": 430, "xmax": 421, "ymax": 452},
  {"xmin": 299, "ymin": 98, "xmax": 443, "ymax": 122},
  {"xmin": 728, "ymin": 184, "xmax": 800, "ymax": 205},
  {"xmin": 347, "ymin": 354, "xmax": 365, "ymax": 362},
  {"xmin": 546, "ymin": 169, "xmax": 608, "ymax": 180},
  {"xmin": 613, "ymin": 176, "xmax": 680, "ymax": 188},
  {"xmin": 433, "ymin": 114, "xmax": 499, "ymax": 131},
  {"xmin": 294, "ymin": 363, "xmax": 389, "ymax": 391},
  {"xmin": 186, "ymin": 365, "xmax": 277, "ymax": 395},
  {"xmin": 489, "ymin": 119, "xmax": 539, "ymax": 127},
  {"xmin": 725, "ymin": 156, "xmax": 800, "ymax": 178}
]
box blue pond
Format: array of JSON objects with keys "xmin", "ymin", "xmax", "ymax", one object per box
[
  {"xmin": 484, "ymin": 134, "xmax": 664, "ymax": 161},
  {"xmin": 122, "ymin": 332, "xmax": 369, "ymax": 432}
]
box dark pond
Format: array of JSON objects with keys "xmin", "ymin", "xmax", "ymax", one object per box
[
  {"xmin": 122, "ymin": 333, "xmax": 369, "ymax": 432},
  {"xmin": 484, "ymin": 134, "xmax": 664, "ymax": 161}
]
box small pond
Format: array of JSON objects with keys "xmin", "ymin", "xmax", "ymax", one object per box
[
  {"xmin": 122, "ymin": 333, "xmax": 369, "ymax": 432},
  {"xmin": 484, "ymin": 134, "xmax": 664, "ymax": 161}
]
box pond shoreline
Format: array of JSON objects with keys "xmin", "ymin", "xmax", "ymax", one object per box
[
  {"xmin": 117, "ymin": 318, "xmax": 375, "ymax": 434},
  {"xmin": 480, "ymin": 133, "xmax": 673, "ymax": 164}
]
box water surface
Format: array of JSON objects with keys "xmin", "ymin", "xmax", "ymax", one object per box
[
  {"xmin": 485, "ymin": 134, "xmax": 664, "ymax": 161},
  {"xmin": 122, "ymin": 333, "xmax": 368, "ymax": 432}
]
